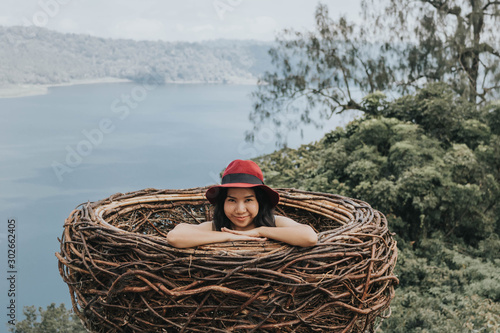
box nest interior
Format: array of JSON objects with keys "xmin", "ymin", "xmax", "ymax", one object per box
[{"xmin": 56, "ymin": 187, "xmax": 398, "ymax": 333}]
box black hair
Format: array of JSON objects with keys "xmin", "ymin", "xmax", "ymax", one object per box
[{"xmin": 212, "ymin": 187, "xmax": 276, "ymax": 231}]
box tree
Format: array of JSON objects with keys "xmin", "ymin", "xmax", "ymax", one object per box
[
  {"xmin": 249, "ymin": 2, "xmax": 499, "ymax": 145},
  {"xmin": 9, "ymin": 303, "xmax": 87, "ymax": 333},
  {"xmin": 249, "ymin": 4, "xmax": 394, "ymax": 146},
  {"xmin": 365, "ymin": 0, "xmax": 500, "ymax": 104}
]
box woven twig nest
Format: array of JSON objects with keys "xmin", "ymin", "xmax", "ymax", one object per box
[{"xmin": 56, "ymin": 187, "xmax": 398, "ymax": 333}]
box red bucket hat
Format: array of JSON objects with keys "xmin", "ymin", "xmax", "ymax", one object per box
[{"xmin": 205, "ymin": 159, "xmax": 280, "ymax": 207}]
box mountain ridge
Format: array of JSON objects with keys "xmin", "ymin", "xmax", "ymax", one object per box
[{"xmin": 0, "ymin": 26, "xmax": 274, "ymax": 86}]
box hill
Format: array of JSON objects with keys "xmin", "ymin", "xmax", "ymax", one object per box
[{"xmin": 0, "ymin": 26, "xmax": 274, "ymax": 86}]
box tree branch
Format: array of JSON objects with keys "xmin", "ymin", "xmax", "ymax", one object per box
[
  {"xmin": 423, "ymin": 0, "xmax": 463, "ymax": 18},
  {"xmin": 356, "ymin": 56, "xmax": 375, "ymax": 92},
  {"xmin": 483, "ymin": 0, "xmax": 500, "ymax": 11},
  {"xmin": 482, "ymin": 43, "xmax": 500, "ymax": 58}
]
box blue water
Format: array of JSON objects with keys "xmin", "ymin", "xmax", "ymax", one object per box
[{"xmin": 0, "ymin": 82, "xmax": 358, "ymax": 324}]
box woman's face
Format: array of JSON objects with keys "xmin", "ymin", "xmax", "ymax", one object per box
[{"xmin": 224, "ymin": 188, "xmax": 259, "ymax": 231}]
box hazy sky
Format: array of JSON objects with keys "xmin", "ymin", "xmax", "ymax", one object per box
[{"xmin": 0, "ymin": 0, "xmax": 362, "ymax": 41}]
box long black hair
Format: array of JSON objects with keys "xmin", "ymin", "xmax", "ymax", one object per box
[{"xmin": 212, "ymin": 187, "xmax": 276, "ymax": 231}]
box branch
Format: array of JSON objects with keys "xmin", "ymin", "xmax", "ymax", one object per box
[
  {"xmin": 311, "ymin": 88, "xmax": 343, "ymax": 106},
  {"xmin": 458, "ymin": 53, "xmax": 476, "ymax": 91},
  {"xmin": 481, "ymin": 84, "xmax": 500, "ymax": 98},
  {"xmin": 282, "ymin": 90, "xmax": 310, "ymax": 113},
  {"xmin": 424, "ymin": 0, "xmax": 463, "ymax": 18},
  {"xmin": 459, "ymin": 43, "xmax": 500, "ymax": 60},
  {"xmin": 483, "ymin": 0, "xmax": 500, "ymax": 11},
  {"xmin": 482, "ymin": 43, "xmax": 500, "ymax": 58},
  {"xmin": 356, "ymin": 56, "xmax": 375, "ymax": 92},
  {"xmin": 316, "ymin": 46, "xmax": 355, "ymax": 99}
]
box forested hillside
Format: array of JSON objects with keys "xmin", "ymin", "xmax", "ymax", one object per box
[{"xmin": 0, "ymin": 26, "xmax": 273, "ymax": 85}]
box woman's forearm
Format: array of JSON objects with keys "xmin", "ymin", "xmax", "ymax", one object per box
[
  {"xmin": 167, "ymin": 224, "xmax": 231, "ymax": 248},
  {"xmin": 258, "ymin": 226, "xmax": 317, "ymax": 247},
  {"xmin": 167, "ymin": 223, "xmax": 267, "ymax": 248}
]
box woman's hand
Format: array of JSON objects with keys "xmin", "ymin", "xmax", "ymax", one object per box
[
  {"xmin": 221, "ymin": 227, "xmax": 267, "ymax": 240},
  {"xmin": 223, "ymin": 218, "xmax": 317, "ymax": 247}
]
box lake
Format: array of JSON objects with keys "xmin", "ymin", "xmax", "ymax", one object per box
[{"xmin": 0, "ymin": 82, "xmax": 358, "ymax": 321}]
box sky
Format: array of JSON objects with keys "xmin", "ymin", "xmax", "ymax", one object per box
[{"xmin": 0, "ymin": 0, "xmax": 362, "ymax": 42}]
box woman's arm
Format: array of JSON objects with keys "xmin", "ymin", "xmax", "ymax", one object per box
[
  {"xmin": 167, "ymin": 222, "xmax": 267, "ymax": 248},
  {"xmin": 222, "ymin": 216, "xmax": 318, "ymax": 247}
]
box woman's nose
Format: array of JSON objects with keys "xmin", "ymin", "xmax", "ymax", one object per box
[{"xmin": 234, "ymin": 202, "xmax": 246, "ymax": 213}]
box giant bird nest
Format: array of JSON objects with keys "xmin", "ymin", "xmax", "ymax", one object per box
[{"xmin": 56, "ymin": 187, "xmax": 398, "ymax": 333}]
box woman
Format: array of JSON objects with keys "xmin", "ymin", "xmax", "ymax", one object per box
[{"xmin": 167, "ymin": 159, "xmax": 318, "ymax": 248}]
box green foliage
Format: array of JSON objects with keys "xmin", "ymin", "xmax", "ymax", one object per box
[
  {"xmin": 9, "ymin": 303, "xmax": 86, "ymax": 333},
  {"xmin": 382, "ymin": 83, "xmax": 483, "ymax": 146},
  {"xmin": 362, "ymin": 91, "xmax": 388, "ymax": 118},
  {"xmin": 485, "ymin": 102, "xmax": 500, "ymax": 136},
  {"xmin": 257, "ymin": 84, "xmax": 499, "ymax": 245},
  {"xmin": 479, "ymin": 233, "xmax": 500, "ymax": 260},
  {"xmin": 378, "ymin": 246, "xmax": 500, "ymax": 332},
  {"xmin": 255, "ymin": 83, "xmax": 500, "ymax": 331}
]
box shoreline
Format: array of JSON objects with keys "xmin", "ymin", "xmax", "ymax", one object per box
[
  {"xmin": 0, "ymin": 78, "xmax": 132, "ymax": 99},
  {"xmin": 0, "ymin": 77, "xmax": 259, "ymax": 99}
]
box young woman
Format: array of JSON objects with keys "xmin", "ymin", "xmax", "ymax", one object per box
[{"xmin": 167, "ymin": 159, "xmax": 318, "ymax": 248}]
